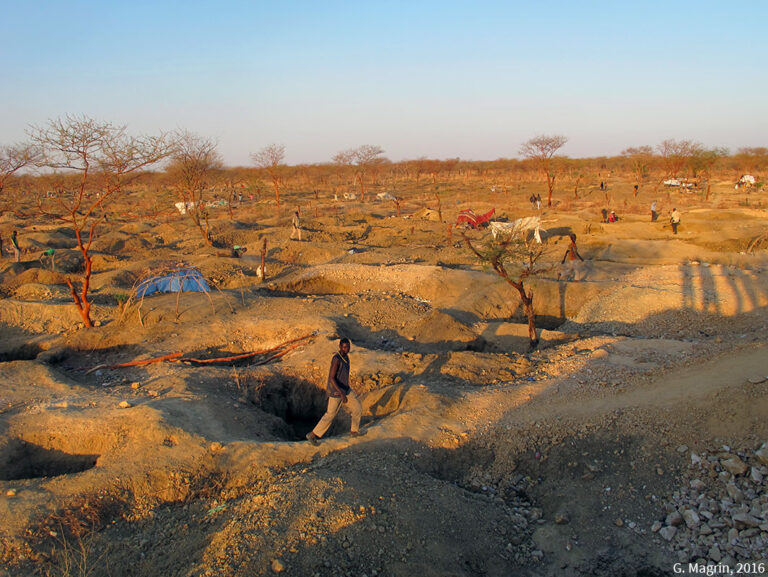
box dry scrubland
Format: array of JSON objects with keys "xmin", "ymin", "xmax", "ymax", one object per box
[{"xmin": 1, "ymin": 174, "xmax": 768, "ymax": 577}]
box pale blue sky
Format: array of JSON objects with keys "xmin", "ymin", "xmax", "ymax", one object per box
[{"xmin": 2, "ymin": 1, "xmax": 766, "ymax": 166}]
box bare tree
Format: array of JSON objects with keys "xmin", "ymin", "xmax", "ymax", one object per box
[
  {"xmin": 0, "ymin": 143, "xmax": 39, "ymax": 195},
  {"xmin": 29, "ymin": 115, "xmax": 171, "ymax": 327},
  {"xmin": 690, "ymin": 145, "xmax": 729, "ymax": 201},
  {"xmin": 520, "ymin": 135, "xmax": 568, "ymax": 207},
  {"xmin": 167, "ymin": 131, "xmax": 222, "ymax": 245},
  {"xmin": 463, "ymin": 231, "xmax": 550, "ymax": 349},
  {"xmin": 251, "ymin": 144, "xmax": 285, "ymax": 207},
  {"xmin": 656, "ymin": 139, "xmax": 697, "ymax": 181},
  {"xmin": 333, "ymin": 144, "xmax": 385, "ymax": 201},
  {"xmin": 621, "ymin": 146, "xmax": 654, "ymax": 193}
]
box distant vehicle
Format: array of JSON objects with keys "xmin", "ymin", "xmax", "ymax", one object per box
[
  {"xmin": 456, "ymin": 208, "xmax": 495, "ymax": 229},
  {"xmin": 663, "ymin": 178, "xmax": 696, "ymax": 189}
]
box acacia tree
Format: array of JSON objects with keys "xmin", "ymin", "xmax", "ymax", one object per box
[
  {"xmin": 621, "ymin": 145, "xmax": 654, "ymax": 194},
  {"xmin": 690, "ymin": 145, "xmax": 729, "ymax": 201},
  {"xmin": 332, "ymin": 144, "xmax": 385, "ymax": 201},
  {"xmin": 520, "ymin": 135, "xmax": 568, "ymax": 207},
  {"xmin": 167, "ymin": 131, "xmax": 222, "ymax": 245},
  {"xmin": 656, "ymin": 139, "xmax": 697, "ymax": 183},
  {"xmin": 0, "ymin": 143, "xmax": 39, "ymax": 195},
  {"xmin": 29, "ymin": 115, "xmax": 171, "ymax": 327},
  {"xmin": 463, "ymin": 231, "xmax": 550, "ymax": 349},
  {"xmin": 251, "ymin": 144, "xmax": 285, "ymax": 207}
]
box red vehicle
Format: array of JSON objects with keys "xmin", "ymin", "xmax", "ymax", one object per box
[{"xmin": 455, "ymin": 208, "xmax": 495, "ymax": 229}]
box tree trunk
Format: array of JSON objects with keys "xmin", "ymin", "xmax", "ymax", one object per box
[
  {"xmin": 521, "ymin": 290, "xmax": 538, "ymax": 348},
  {"xmin": 546, "ymin": 174, "xmax": 554, "ymax": 207},
  {"xmin": 260, "ymin": 238, "xmax": 267, "ymax": 280},
  {"xmin": 272, "ymin": 178, "xmax": 281, "ymax": 208},
  {"xmin": 503, "ymin": 275, "xmax": 538, "ymax": 349}
]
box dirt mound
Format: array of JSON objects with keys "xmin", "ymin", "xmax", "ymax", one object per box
[{"xmin": 2, "ymin": 194, "xmax": 768, "ymax": 577}]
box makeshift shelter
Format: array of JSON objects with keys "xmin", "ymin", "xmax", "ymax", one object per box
[
  {"xmin": 135, "ymin": 267, "xmax": 210, "ymax": 298},
  {"xmin": 456, "ymin": 208, "xmax": 495, "ymax": 229}
]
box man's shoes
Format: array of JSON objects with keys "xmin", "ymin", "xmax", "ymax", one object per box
[{"xmin": 306, "ymin": 432, "xmax": 319, "ymax": 445}]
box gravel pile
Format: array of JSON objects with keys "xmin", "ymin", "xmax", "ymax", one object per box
[{"xmin": 653, "ymin": 441, "xmax": 768, "ymax": 565}]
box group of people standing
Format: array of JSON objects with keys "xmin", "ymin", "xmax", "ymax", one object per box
[{"xmin": 651, "ymin": 202, "xmax": 681, "ymax": 234}]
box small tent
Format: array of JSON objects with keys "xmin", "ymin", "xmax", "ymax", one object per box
[{"xmin": 135, "ymin": 267, "xmax": 210, "ymax": 298}]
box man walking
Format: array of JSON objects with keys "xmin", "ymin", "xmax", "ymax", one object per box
[
  {"xmin": 558, "ymin": 233, "xmax": 585, "ymax": 281},
  {"xmin": 306, "ymin": 338, "xmax": 362, "ymax": 444},
  {"xmin": 290, "ymin": 210, "xmax": 302, "ymax": 241},
  {"xmin": 10, "ymin": 230, "xmax": 21, "ymax": 262},
  {"xmin": 670, "ymin": 208, "xmax": 681, "ymax": 235}
]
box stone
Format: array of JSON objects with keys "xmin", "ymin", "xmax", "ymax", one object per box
[
  {"xmin": 5, "ymin": 489, "xmax": 16, "ymax": 497},
  {"xmin": 651, "ymin": 521, "xmax": 662, "ymax": 533},
  {"xmin": 708, "ymin": 545, "xmax": 722, "ymax": 562},
  {"xmin": 699, "ymin": 523, "xmax": 712, "ymax": 535},
  {"xmin": 750, "ymin": 467, "xmax": 763, "ymax": 483},
  {"xmin": 660, "ymin": 526, "xmax": 677, "ymax": 541},
  {"xmin": 271, "ymin": 559, "xmax": 285, "ymax": 573},
  {"xmin": 732, "ymin": 513, "xmax": 760, "ymax": 529},
  {"xmin": 682, "ymin": 509, "xmax": 700, "ymax": 528},
  {"xmin": 690, "ymin": 479, "xmax": 706, "ymax": 491},
  {"xmin": 554, "ymin": 511, "xmax": 570, "ymax": 525},
  {"xmin": 726, "ymin": 484, "xmax": 745, "ymax": 503},
  {"xmin": 728, "ymin": 528, "xmax": 739, "ymax": 543},
  {"xmin": 118, "ymin": 400, "xmax": 132, "ymax": 409},
  {"xmin": 131, "ymin": 382, "xmax": 141, "ymax": 389},
  {"xmin": 691, "ymin": 453, "xmax": 702, "ymax": 465},
  {"xmin": 666, "ymin": 511, "xmax": 683, "ymax": 527},
  {"xmin": 755, "ymin": 446, "xmax": 768, "ymax": 466},
  {"xmin": 721, "ymin": 457, "xmax": 748, "ymax": 476},
  {"xmin": 748, "ymin": 376, "xmax": 766, "ymax": 384},
  {"xmin": 614, "ymin": 518, "xmax": 624, "ymax": 527}
]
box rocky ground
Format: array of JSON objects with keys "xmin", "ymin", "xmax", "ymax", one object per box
[{"xmin": 1, "ymin": 180, "xmax": 767, "ymax": 576}]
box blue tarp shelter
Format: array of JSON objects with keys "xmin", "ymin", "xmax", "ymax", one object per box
[{"xmin": 135, "ymin": 267, "xmax": 211, "ymax": 298}]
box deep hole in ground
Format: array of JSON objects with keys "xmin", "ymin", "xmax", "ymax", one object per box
[
  {"xmin": 0, "ymin": 342, "xmax": 44, "ymax": 362},
  {"xmin": 249, "ymin": 376, "xmax": 331, "ymax": 441},
  {"xmin": 0, "ymin": 439, "xmax": 99, "ymax": 480}
]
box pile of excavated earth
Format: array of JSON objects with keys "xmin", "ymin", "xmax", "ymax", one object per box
[{"xmin": 1, "ymin": 181, "xmax": 767, "ymax": 577}]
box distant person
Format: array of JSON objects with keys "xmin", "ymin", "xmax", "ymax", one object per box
[
  {"xmin": 10, "ymin": 230, "xmax": 21, "ymax": 262},
  {"xmin": 608, "ymin": 210, "xmax": 618, "ymax": 223},
  {"xmin": 40, "ymin": 248, "xmax": 56, "ymax": 271},
  {"xmin": 600, "ymin": 181, "xmax": 604, "ymax": 191},
  {"xmin": 558, "ymin": 233, "xmax": 585, "ymax": 281},
  {"xmin": 600, "ymin": 208, "xmax": 608, "ymax": 223},
  {"xmin": 535, "ymin": 194, "xmax": 542, "ymax": 210},
  {"xmin": 529, "ymin": 194, "xmax": 537, "ymax": 209},
  {"xmin": 650, "ymin": 201, "xmax": 658, "ymax": 222},
  {"xmin": 290, "ymin": 210, "xmax": 302, "ymax": 241},
  {"xmin": 306, "ymin": 338, "xmax": 362, "ymax": 445},
  {"xmin": 634, "ymin": 184, "xmax": 639, "ymax": 196},
  {"xmin": 670, "ymin": 208, "xmax": 681, "ymax": 234}
]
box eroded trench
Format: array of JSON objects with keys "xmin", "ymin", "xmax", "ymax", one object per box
[{"xmin": 0, "ymin": 438, "xmax": 99, "ymax": 481}]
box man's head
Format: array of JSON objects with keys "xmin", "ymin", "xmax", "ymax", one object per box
[
  {"xmin": 569, "ymin": 233, "xmax": 577, "ymax": 242},
  {"xmin": 339, "ymin": 337, "xmax": 350, "ymax": 355}
]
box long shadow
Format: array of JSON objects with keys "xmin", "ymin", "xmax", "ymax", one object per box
[{"xmin": 329, "ymin": 314, "xmax": 485, "ymax": 355}]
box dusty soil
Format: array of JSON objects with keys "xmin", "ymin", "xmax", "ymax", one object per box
[{"xmin": 1, "ymin": 180, "xmax": 767, "ymax": 577}]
